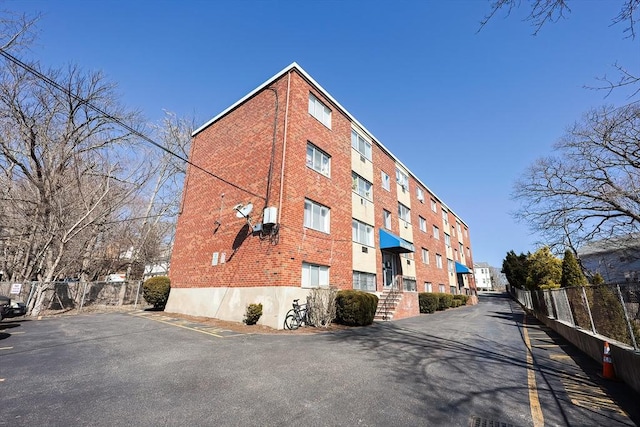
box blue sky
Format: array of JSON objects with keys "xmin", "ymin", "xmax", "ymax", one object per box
[{"xmin": 8, "ymin": 0, "xmax": 639, "ymax": 267}]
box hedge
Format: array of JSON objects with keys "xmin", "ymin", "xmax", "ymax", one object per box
[
  {"xmin": 418, "ymin": 293, "xmax": 439, "ymax": 313},
  {"xmin": 335, "ymin": 290, "xmax": 378, "ymax": 326}
]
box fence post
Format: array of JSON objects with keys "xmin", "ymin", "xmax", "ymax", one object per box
[
  {"xmin": 581, "ymin": 286, "xmax": 597, "ymax": 334},
  {"xmin": 562, "ymin": 288, "xmax": 575, "ymax": 327},
  {"xmin": 78, "ymin": 282, "xmax": 88, "ymax": 313},
  {"xmin": 616, "ymin": 284, "xmax": 638, "ymax": 351},
  {"xmin": 134, "ymin": 281, "xmax": 142, "ymax": 308}
]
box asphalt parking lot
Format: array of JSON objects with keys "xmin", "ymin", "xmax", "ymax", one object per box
[{"xmin": 1, "ymin": 298, "xmax": 639, "ymax": 427}]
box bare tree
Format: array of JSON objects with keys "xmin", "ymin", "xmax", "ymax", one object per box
[
  {"xmin": 0, "ymin": 57, "xmax": 148, "ymax": 314},
  {"xmin": 513, "ymin": 103, "xmax": 640, "ymax": 252},
  {"xmin": 480, "ymin": 1, "xmax": 640, "ymax": 99}
]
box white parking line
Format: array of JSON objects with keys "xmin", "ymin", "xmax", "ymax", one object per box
[{"xmin": 0, "ymin": 346, "xmax": 13, "ymax": 350}]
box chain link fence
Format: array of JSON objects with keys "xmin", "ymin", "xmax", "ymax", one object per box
[
  {"xmin": 511, "ymin": 283, "xmax": 640, "ymax": 351},
  {"xmin": 0, "ymin": 281, "xmax": 145, "ymax": 314}
]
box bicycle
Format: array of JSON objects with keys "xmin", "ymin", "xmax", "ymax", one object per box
[{"xmin": 284, "ymin": 298, "xmax": 309, "ymax": 330}]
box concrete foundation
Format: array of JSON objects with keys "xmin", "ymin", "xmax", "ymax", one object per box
[{"xmin": 164, "ymin": 286, "xmax": 311, "ymax": 329}]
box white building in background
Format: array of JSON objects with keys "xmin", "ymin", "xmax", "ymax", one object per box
[{"xmin": 474, "ymin": 262, "xmax": 493, "ymax": 291}]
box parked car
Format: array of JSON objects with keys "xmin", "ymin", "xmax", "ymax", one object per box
[{"xmin": 0, "ymin": 295, "xmax": 27, "ymax": 320}]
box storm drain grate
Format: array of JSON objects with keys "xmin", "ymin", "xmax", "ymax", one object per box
[{"xmin": 469, "ymin": 416, "xmax": 517, "ymax": 427}]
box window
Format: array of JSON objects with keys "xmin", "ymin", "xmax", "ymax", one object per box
[
  {"xmin": 381, "ymin": 171, "xmax": 390, "ymax": 191},
  {"xmin": 383, "ymin": 209, "xmax": 391, "ymax": 229},
  {"xmin": 302, "ymin": 262, "xmax": 329, "ymax": 288},
  {"xmin": 306, "ymin": 143, "xmax": 330, "ymax": 177},
  {"xmin": 418, "ymin": 216, "xmax": 426, "ymax": 232},
  {"xmin": 433, "ymin": 225, "xmax": 439, "ymax": 239},
  {"xmin": 396, "ymin": 167, "xmax": 409, "ymax": 190},
  {"xmin": 421, "ymin": 248, "xmax": 429, "ymax": 264},
  {"xmin": 431, "ymin": 199, "xmax": 437, "ymax": 212},
  {"xmin": 403, "ymin": 277, "xmax": 417, "ymax": 292},
  {"xmin": 444, "ymin": 233, "xmax": 451, "ymax": 247},
  {"xmin": 308, "ymin": 93, "xmax": 331, "ymax": 128},
  {"xmin": 304, "ymin": 199, "xmax": 330, "ymax": 233},
  {"xmin": 352, "ymin": 219, "xmax": 374, "ymax": 246},
  {"xmin": 352, "ymin": 173, "xmax": 372, "ymax": 200},
  {"xmin": 439, "ymin": 284, "xmax": 446, "ymax": 293},
  {"xmin": 459, "ymin": 242, "xmax": 464, "ymax": 253},
  {"xmin": 447, "ymin": 259, "xmax": 454, "ymax": 273},
  {"xmin": 425, "ymin": 282, "xmax": 433, "ymax": 292},
  {"xmin": 353, "ymin": 271, "xmax": 376, "ymax": 291},
  {"xmin": 351, "ymin": 130, "xmax": 372, "ymax": 160},
  {"xmin": 436, "ymin": 254, "xmax": 443, "ymax": 269},
  {"xmin": 450, "ymin": 285, "xmax": 457, "ymax": 295},
  {"xmin": 442, "ymin": 208, "xmax": 449, "ymax": 225},
  {"xmin": 456, "ymin": 221, "xmax": 462, "ymax": 236},
  {"xmin": 416, "ymin": 187, "xmax": 424, "ymax": 202},
  {"xmin": 398, "ymin": 203, "xmax": 410, "ymax": 224}
]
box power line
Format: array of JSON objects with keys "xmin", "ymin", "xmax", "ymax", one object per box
[{"xmin": 0, "ymin": 48, "xmax": 266, "ymax": 201}]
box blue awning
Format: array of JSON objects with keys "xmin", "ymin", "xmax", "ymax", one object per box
[
  {"xmin": 455, "ymin": 261, "xmax": 472, "ymax": 274},
  {"xmin": 379, "ymin": 229, "xmax": 414, "ymax": 253}
]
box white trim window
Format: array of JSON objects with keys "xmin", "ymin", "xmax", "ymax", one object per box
[
  {"xmin": 439, "ymin": 284, "xmax": 446, "ymax": 293},
  {"xmin": 416, "ymin": 187, "xmax": 424, "ymax": 202},
  {"xmin": 444, "ymin": 233, "xmax": 451, "ymax": 248},
  {"xmin": 308, "ymin": 93, "xmax": 331, "ymax": 128},
  {"xmin": 403, "ymin": 277, "xmax": 417, "ymax": 292},
  {"xmin": 421, "ymin": 248, "xmax": 429, "ymax": 264},
  {"xmin": 302, "ymin": 262, "xmax": 329, "ymax": 288},
  {"xmin": 431, "ymin": 199, "xmax": 437, "ymax": 212},
  {"xmin": 351, "ymin": 129, "xmax": 372, "ymax": 161},
  {"xmin": 396, "ymin": 168, "xmax": 409, "ymax": 191},
  {"xmin": 433, "ymin": 225, "xmax": 439, "ymax": 240},
  {"xmin": 425, "ymin": 282, "xmax": 433, "ymax": 292},
  {"xmin": 436, "ymin": 254, "xmax": 443, "ymax": 269},
  {"xmin": 419, "ymin": 216, "xmax": 427, "ymax": 232},
  {"xmin": 353, "ymin": 271, "xmax": 376, "ymax": 291},
  {"xmin": 448, "ymin": 259, "xmax": 454, "ymax": 273},
  {"xmin": 398, "ymin": 203, "xmax": 410, "ymax": 224},
  {"xmin": 383, "ymin": 209, "xmax": 392, "ymax": 229},
  {"xmin": 381, "ymin": 171, "xmax": 390, "ymax": 191},
  {"xmin": 306, "ymin": 143, "xmax": 330, "ymax": 177},
  {"xmin": 304, "ymin": 199, "xmax": 330, "ymax": 233},
  {"xmin": 442, "ymin": 208, "xmax": 449, "ymax": 226},
  {"xmin": 352, "ymin": 219, "xmax": 374, "ymax": 246},
  {"xmin": 352, "ymin": 173, "xmax": 372, "ymax": 200}
]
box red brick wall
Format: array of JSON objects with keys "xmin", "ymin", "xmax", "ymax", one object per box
[
  {"xmin": 170, "ymin": 70, "xmax": 355, "ymax": 290},
  {"xmin": 170, "ymin": 66, "xmax": 475, "ymax": 301}
]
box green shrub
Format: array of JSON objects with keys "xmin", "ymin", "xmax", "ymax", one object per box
[
  {"xmin": 142, "ymin": 276, "xmax": 171, "ymax": 309},
  {"xmin": 453, "ymin": 294, "xmax": 468, "ymax": 305},
  {"xmin": 452, "ymin": 299, "xmax": 462, "ymax": 307},
  {"xmin": 335, "ymin": 290, "xmax": 378, "ymax": 326},
  {"xmin": 243, "ymin": 303, "xmax": 263, "ymax": 325},
  {"xmin": 419, "ymin": 293, "xmax": 439, "ymax": 313},
  {"xmin": 437, "ymin": 293, "xmax": 454, "ymax": 310}
]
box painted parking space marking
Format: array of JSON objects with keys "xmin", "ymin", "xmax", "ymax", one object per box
[
  {"xmin": 0, "ymin": 346, "xmax": 13, "ymax": 350},
  {"xmin": 129, "ymin": 312, "xmax": 245, "ymax": 338}
]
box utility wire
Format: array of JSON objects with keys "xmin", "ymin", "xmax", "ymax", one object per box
[{"xmin": 0, "ymin": 48, "xmax": 265, "ymax": 201}]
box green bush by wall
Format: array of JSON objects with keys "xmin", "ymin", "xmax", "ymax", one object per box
[
  {"xmin": 419, "ymin": 293, "xmax": 439, "ymax": 313},
  {"xmin": 142, "ymin": 276, "xmax": 171, "ymax": 309},
  {"xmin": 335, "ymin": 290, "xmax": 378, "ymax": 326}
]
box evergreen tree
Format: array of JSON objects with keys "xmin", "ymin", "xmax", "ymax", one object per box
[
  {"xmin": 526, "ymin": 247, "xmax": 562, "ymax": 290},
  {"xmin": 560, "ymin": 250, "xmax": 587, "ymax": 287},
  {"xmin": 502, "ymin": 250, "xmax": 530, "ymax": 289}
]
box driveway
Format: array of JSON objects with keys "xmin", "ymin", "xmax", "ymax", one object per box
[{"xmin": 1, "ymin": 295, "xmax": 638, "ymax": 426}]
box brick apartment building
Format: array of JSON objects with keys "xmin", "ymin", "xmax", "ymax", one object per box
[{"xmin": 166, "ymin": 63, "xmax": 476, "ymax": 328}]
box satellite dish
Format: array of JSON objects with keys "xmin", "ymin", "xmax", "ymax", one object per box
[{"xmin": 234, "ymin": 202, "xmax": 253, "ymax": 219}]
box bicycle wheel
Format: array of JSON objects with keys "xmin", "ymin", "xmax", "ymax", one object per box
[{"xmin": 284, "ymin": 313, "xmax": 300, "ymax": 330}]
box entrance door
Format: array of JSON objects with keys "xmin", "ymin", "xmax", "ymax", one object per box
[{"xmin": 382, "ymin": 252, "xmax": 395, "ymax": 289}]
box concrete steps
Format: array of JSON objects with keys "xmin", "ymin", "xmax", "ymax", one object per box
[{"xmin": 375, "ymin": 290, "xmax": 402, "ymax": 321}]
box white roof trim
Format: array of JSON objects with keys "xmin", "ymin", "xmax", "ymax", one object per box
[{"xmin": 192, "ymin": 62, "xmax": 468, "ymax": 228}]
